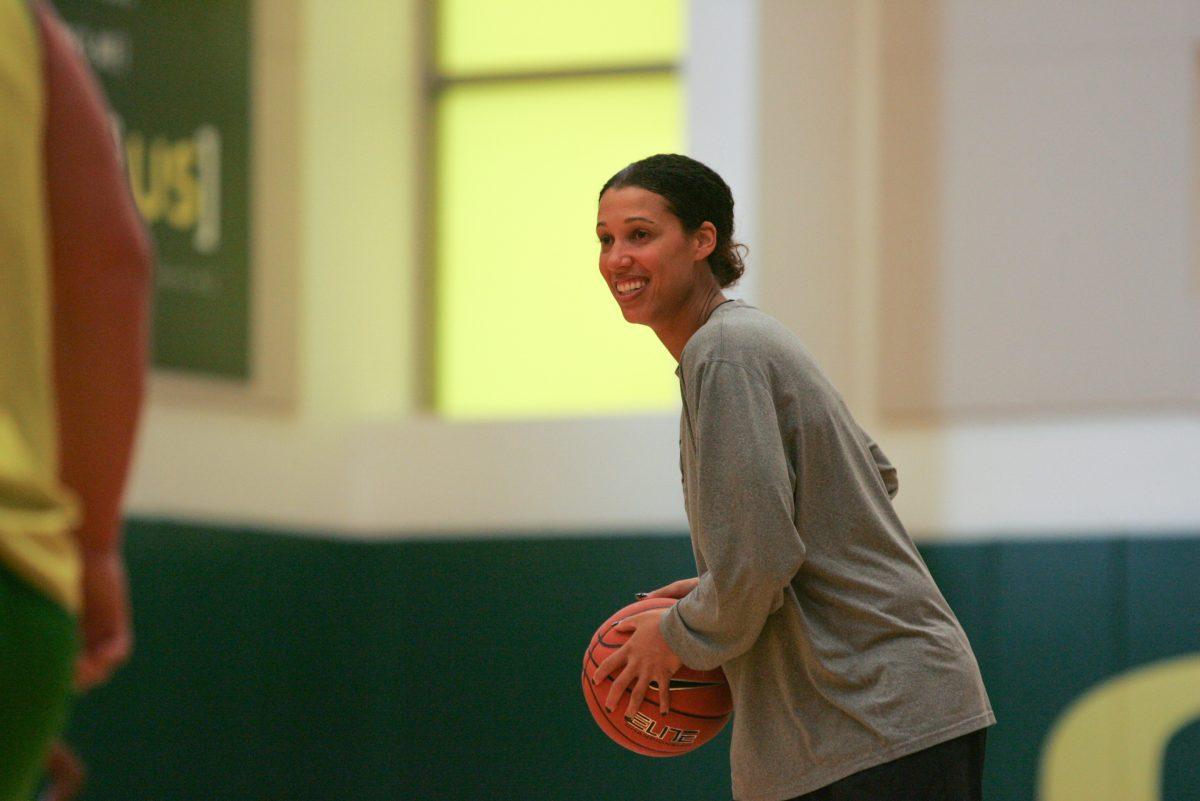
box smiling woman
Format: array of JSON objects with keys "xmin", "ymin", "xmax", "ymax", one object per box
[{"xmin": 590, "ymin": 154, "xmax": 995, "ymax": 801}]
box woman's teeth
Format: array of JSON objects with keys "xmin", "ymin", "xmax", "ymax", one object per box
[{"xmin": 617, "ymin": 278, "xmax": 648, "ymax": 295}]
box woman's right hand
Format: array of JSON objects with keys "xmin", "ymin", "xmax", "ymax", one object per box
[{"xmin": 643, "ymin": 577, "xmax": 699, "ymax": 600}]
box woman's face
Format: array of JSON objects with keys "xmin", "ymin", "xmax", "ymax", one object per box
[{"xmin": 596, "ymin": 186, "xmax": 710, "ymax": 328}]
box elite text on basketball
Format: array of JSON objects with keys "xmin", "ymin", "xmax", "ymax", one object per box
[{"xmin": 624, "ymin": 712, "xmax": 699, "ymax": 744}]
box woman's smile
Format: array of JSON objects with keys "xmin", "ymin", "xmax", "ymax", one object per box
[{"xmin": 614, "ymin": 276, "xmax": 650, "ymax": 300}]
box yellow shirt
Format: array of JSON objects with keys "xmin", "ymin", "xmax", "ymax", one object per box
[{"xmin": 0, "ymin": 0, "xmax": 82, "ymax": 612}]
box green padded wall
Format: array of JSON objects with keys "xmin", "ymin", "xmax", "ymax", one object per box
[{"xmin": 65, "ymin": 523, "xmax": 1200, "ymax": 800}]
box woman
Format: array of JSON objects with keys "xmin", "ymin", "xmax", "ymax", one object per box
[{"xmin": 589, "ymin": 154, "xmax": 994, "ymax": 801}]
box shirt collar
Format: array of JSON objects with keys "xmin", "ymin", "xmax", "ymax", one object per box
[{"xmin": 675, "ymin": 298, "xmax": 742, "ymax": 377}]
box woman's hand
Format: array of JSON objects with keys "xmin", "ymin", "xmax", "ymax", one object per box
[
  {"xmin": 591, "ymin": 609, "xmax": 683, "ymax": 718},
  {"xmin": 642, "ymin": 577, "xmax": 699, "ymax": 600}
]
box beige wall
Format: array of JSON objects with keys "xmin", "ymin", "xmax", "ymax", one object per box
[
  {"xmin": 756, "ymin": 0, "xmax": 1200, "ymax": 536},
  {"xmin": 935, "ymin": 1, "xmax": 1200, "ymax": 414}
]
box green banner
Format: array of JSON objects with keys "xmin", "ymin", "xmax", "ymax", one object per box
[{"xmin": 55, "ymin": 0, "xmax": 252, "ymax": 379}]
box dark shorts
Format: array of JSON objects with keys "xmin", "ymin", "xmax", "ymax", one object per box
[
  {"xmin": 0, "ymin": 561, "xmax": 78, "ymax": 801},
  {"xmin": 789, "ymin": 728, "xmax": 988, "ymax": 801}
]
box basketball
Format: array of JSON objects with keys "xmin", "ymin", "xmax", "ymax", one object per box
[{"xmin": 581, "ymin": 597, "xmax": 732, "ymax": 757}]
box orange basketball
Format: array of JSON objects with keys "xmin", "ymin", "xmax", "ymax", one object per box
[{"xmin": 581, "ymin": 597, "xmax": 732, "ymax": 757}]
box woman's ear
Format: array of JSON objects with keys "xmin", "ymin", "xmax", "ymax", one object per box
[{"xmin": 694, "ymin": 221, "xmax": 717, "ymax": 262}]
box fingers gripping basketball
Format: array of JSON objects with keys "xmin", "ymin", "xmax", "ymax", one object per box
[{"xmin": 582, "ymin": 597, "xmax": 732, "ymax": 757}]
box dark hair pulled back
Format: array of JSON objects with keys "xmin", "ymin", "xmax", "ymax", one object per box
[{"xmin": 599, "ymin": 153, "xmax": 747, "ymax": 288}]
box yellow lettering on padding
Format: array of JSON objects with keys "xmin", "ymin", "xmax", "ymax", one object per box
[
  {"xmin": 167, "ymin": 139, "xmax": 198, "ymax": 230},
  {"xmin": 1039, "ymin": 653, "xmax": 1200, "ymax": 801}
]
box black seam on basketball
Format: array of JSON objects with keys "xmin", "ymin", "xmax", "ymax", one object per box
[
  {"xmin": 586, "ymin": 636, "xmax": 606, "ymax": 665},
  {"xmin": 586, "ymin": 638, "xmax": 619, "ymax": 674},
  {"xmin": 656, "ymin": 707, "xmax": 729, "ymax": 721},
  {"xmin": 665, "ymin": 679, "xmax": 724, "ymax": 689},
  {"xmin": 597, "ymin": 629, "xmax": 628, "ymax": 649}
]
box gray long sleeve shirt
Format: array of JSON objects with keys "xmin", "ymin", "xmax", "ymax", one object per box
[{"xmin": 659, "ymin": 300, "xmax": 994, "ymax": 801}]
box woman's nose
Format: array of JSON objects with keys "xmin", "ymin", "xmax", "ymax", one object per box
[{"xmin": 606, "ymin": 246, "xmax": 631, "ymax": 269}]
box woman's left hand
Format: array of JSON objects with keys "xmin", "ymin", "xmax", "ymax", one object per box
[{"xmin": 591, "ymin": 609, "xmax": 683, "ymax": 718}]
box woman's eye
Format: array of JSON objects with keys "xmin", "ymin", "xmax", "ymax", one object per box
[
  {"xmin": 632, "ymin": 229, "xmax": 650, "ymax": 241},
  {"xmin": 598, "ymin": 235, "xmax": 613, "ymax": 246}
]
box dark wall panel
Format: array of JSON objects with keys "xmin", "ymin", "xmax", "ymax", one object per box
[{"xmin": 65, "ymin": 522, "xmax": 1200, "ymax": 801}]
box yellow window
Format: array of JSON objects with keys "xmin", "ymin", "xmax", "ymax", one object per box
[
  {"xmin": 438, "ymin": 0, "xmax": 683, "ymax": 76},
  {"xmin": 435, "ymin": 73, "xmax": 682, "ymax": 419}
]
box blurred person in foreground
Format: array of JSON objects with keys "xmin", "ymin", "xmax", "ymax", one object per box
[{"xmin": 0, "ymin": 1, "xmax": 152, "ymax": 799}]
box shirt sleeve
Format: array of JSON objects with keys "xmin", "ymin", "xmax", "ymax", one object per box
[{"xmin": 659, "ymin": 359, "xmax": 806, "ymax": 671}]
